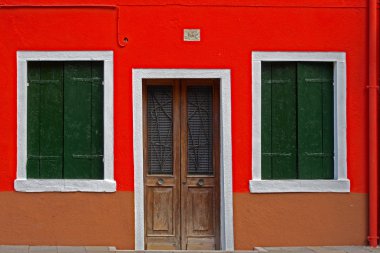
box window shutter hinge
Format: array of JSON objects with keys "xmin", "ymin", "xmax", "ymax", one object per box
[
  {"xmin": 27, "ymin": 82, "xmax": 29, "ymax": 87},
  {"xmin": 102, "ymin": 81, "xmax": 104, "ymax": 85}
]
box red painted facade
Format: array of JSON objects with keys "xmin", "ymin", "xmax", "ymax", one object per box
[
  {"xmin": 0, "ymin": 0, "xmax": 378, "ymax": 248},
  {"xmin": 0, "ymin": 0, "xmax": 370, "ymax": 193}
]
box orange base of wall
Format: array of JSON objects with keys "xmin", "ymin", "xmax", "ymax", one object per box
[
  {"xmin": 0, "ymin": 192, "xmax": 367, "ymax": 249},
  {"xmin": 0, "ymin": 192, "xmax": 135, "ymax": 249},
  {"xmin": 234, "ymin": 193, "xmax": 368, "ymax": 249}
]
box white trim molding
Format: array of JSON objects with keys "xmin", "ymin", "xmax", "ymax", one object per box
[
  {"xmin": 132, "ymin": 69, "xmax": 234, "ymax": 251},
  {"xmin": 16, "ymin": 51, "xmax": 115, "ymax": 192},
  {"xmin": 251, "ymin": 51, "xmax": 350, "ymax": 193}
]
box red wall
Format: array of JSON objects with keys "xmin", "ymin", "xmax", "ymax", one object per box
[{"xmin": 0, "ymin": 0, "xmax": 369, "ymax": 193}]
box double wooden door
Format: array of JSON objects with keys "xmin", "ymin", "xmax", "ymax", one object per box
[{"xmin": 143, "ymin": 79, "xmax": 220, "ymax": 250}]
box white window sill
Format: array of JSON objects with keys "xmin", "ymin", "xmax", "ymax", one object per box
[
  {"xmin": 14, "ymin": 179, "xmax": 116, "ymax": 192},
  {"xmin": 249, "ymin": 179, "xmax": 350, "ymax": 193}
]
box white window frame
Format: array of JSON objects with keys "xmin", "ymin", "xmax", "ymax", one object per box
[
  {"xmin": 15, "ymin": 51, "xmax": 115, "ymax": 192},
  {"xmin": 251, "ymin": 52, "xmax": 350, "ymax": 193}
]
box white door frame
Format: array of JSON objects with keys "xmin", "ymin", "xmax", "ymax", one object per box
[{"xmin": 132, "ymin": 69, "xmax": 234, "ymax": 251}]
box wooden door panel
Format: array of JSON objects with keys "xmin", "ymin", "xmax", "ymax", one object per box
[
  {"xmin": 153, "ymin": 189, "xmax": 171, "ymax": 231},
  {"xmin": 146, "ymin": 242, "xmax": 177, "ymax": 250},
  {"xmin": 145, "ymin": 184, "xmax": 179, "ymax": 251},
  {"xmin": 187, "ymin": 187, "xmax": 215, "ymax": 235},
  {"xmin": 146, "ymin": 186, "xmax": 174, "ymax": 235},
  {"xmin": 186, "ymin": 238, "xmax": 216, "ymax": 250}
]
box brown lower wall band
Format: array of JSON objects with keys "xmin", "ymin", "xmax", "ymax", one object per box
[
  {"xmin": 0, "ymin": 192, "xmax": 367, "ymax": 249},
  {"xmin": 234, "ymin": 192, "xmax": 368, "ymax": 249},
  {"xmin": 0, "ymin": 191, "xmax": 135, "ymax": 249}
]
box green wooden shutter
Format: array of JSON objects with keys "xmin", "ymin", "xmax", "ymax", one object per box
[
  {"xmin": 63, "ymin": 62, "xmax": 104, "ymax": 179},
  {"xmin": 297, "ymin": 62, "xmax": 334, "ymax": 179},
  {"xmin": 271, "ymin": 63, "xmax": 297, "ymax": 179},
  {"xmin": 261, "ymin": 62, "xmax": 297, "ymax": 179},
  {"xmin": 27, "ymin": 62, "xmax": 64, "ymax": 179}
]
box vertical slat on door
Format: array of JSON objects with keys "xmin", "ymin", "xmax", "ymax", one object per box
[
  {"xmin": 90, "ymin": 62, "xmax": 104, "ymax": 179},
  {"xmin": 271, "ymin": 63, "xmax": 297, "ymax": 179},
  {"xmin": 297, "ymin": 62, "xmax": 334, "ymax": 179},
  {"xmin": 27, "ymin": 62, "xmax": 64, "ymax": 179},
  {"xmin": 261, "ymin": 62, "xmax": 272, "ymax": 179},
  {"xmin": 27, "ymin": 62, "xmax": 41, "ymax": 178},
  {"xmin": 64, "ymin": 62, "xmax": 103, "ymax": 179},
  {"xmin": 39, "ymin": 62, "xmax": 64, "ymax": 178},
  {"xmin": 321, "ymin": 64, "xmax": 334, "ymax": 179}
]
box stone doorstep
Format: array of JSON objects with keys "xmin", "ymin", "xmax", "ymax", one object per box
[
  {"xmin": 104, "ymin": 249, "xmax": 269, "ymax": 252},
  {"xmin": 116, "ymin": 251, "xmax": 243, "ymax": 253}
]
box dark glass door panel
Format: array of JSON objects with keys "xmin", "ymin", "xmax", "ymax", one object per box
[
  {"xmin": 147, "ymin": 86, "xmax": 174, "ymax": 175},
  {"xmin": 187, "ymin": 86, "xmax": 213, "ymax": 175}
]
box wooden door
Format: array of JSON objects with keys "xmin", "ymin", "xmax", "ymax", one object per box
[
  {"xmin": 143, "ymin": 79, "xmax": 181, "ymax": 250},
  {"xmin": 143, "ymin": 79, "xmax": 220, "ymax": 250}
]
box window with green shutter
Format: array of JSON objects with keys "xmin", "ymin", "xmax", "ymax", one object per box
[
  {"xmin": 27, "ymin": 61, "xmax": 104, "ymax": 179},
  {"xmin": 261, "ymin": 62, "xmax": 334, "ymax": 180}
]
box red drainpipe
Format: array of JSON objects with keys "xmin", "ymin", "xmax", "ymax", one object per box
[{"xmin": 368, "ymin": 0, "xmax": 379, "ymax": 247}]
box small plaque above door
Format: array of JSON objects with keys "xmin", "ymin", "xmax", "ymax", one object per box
[{"xmin": 184, "ymin": 29, "xmax": 201, "ymax": 41}]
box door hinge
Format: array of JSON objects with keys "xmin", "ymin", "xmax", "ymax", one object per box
[
  {"xmin": 72, "ymin": 154, "xmax": 103, "ymax": 159},
  {"xmin": 304, "ymin": 152, "xmax": 333, "ymax": 157},
  {"xmin": 262, "ymin": 152, "xmax": 293, "ymax": 157},
  {"xmin": 263, "ymin": 79, "xmax": 291, "ymax": 84},
  {"xmin": 305, "ymin": 78, "xmax": 333, "ymax": 84},
  {"xmin": 27, "ymin": 155, "xmax": 62, "ymax": 160}
]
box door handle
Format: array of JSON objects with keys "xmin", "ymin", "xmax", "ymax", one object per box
[
  {"xmin": 157, "ymin": 178, "xmax": 164, "ymax": 185},
  {"xmin": 197, "ymin": 179, "xmax": 204, "ymax": 187}
]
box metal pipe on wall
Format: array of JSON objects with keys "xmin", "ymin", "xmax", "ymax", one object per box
[{"xmin": 368, "ymin": 0, "xmax": 379, "ymax": 247}]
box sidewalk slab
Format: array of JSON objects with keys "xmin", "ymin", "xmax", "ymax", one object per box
[
  {"xmin": 29, "ymin": 246, "xmax": 58, "ymax": 253},
  {"xmin": 260, "ymin": 246, "xmax": 380, "ymax": 253},
  {"xmin": 264, "ymin": 247, "xmax": 315, "ymax": 252},
  {"xmin": 0, "ymin": 245, "xmax": 29, "ymax": 253},
  {"xmin": 57, "ymin": 246, "xmax": 86, "ymax": 253}
]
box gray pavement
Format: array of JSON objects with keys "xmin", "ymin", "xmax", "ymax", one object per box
[
  {"xmin": 255, "ymin": 246, "xmax": 380, "ymax": 253},
  {"xmin": 0, "ymin": 246, "xmax": 114, "ymax": 253},
  {"xmin": 1, "ymin": 246, "xmax": 380, "ymax": 253}
]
